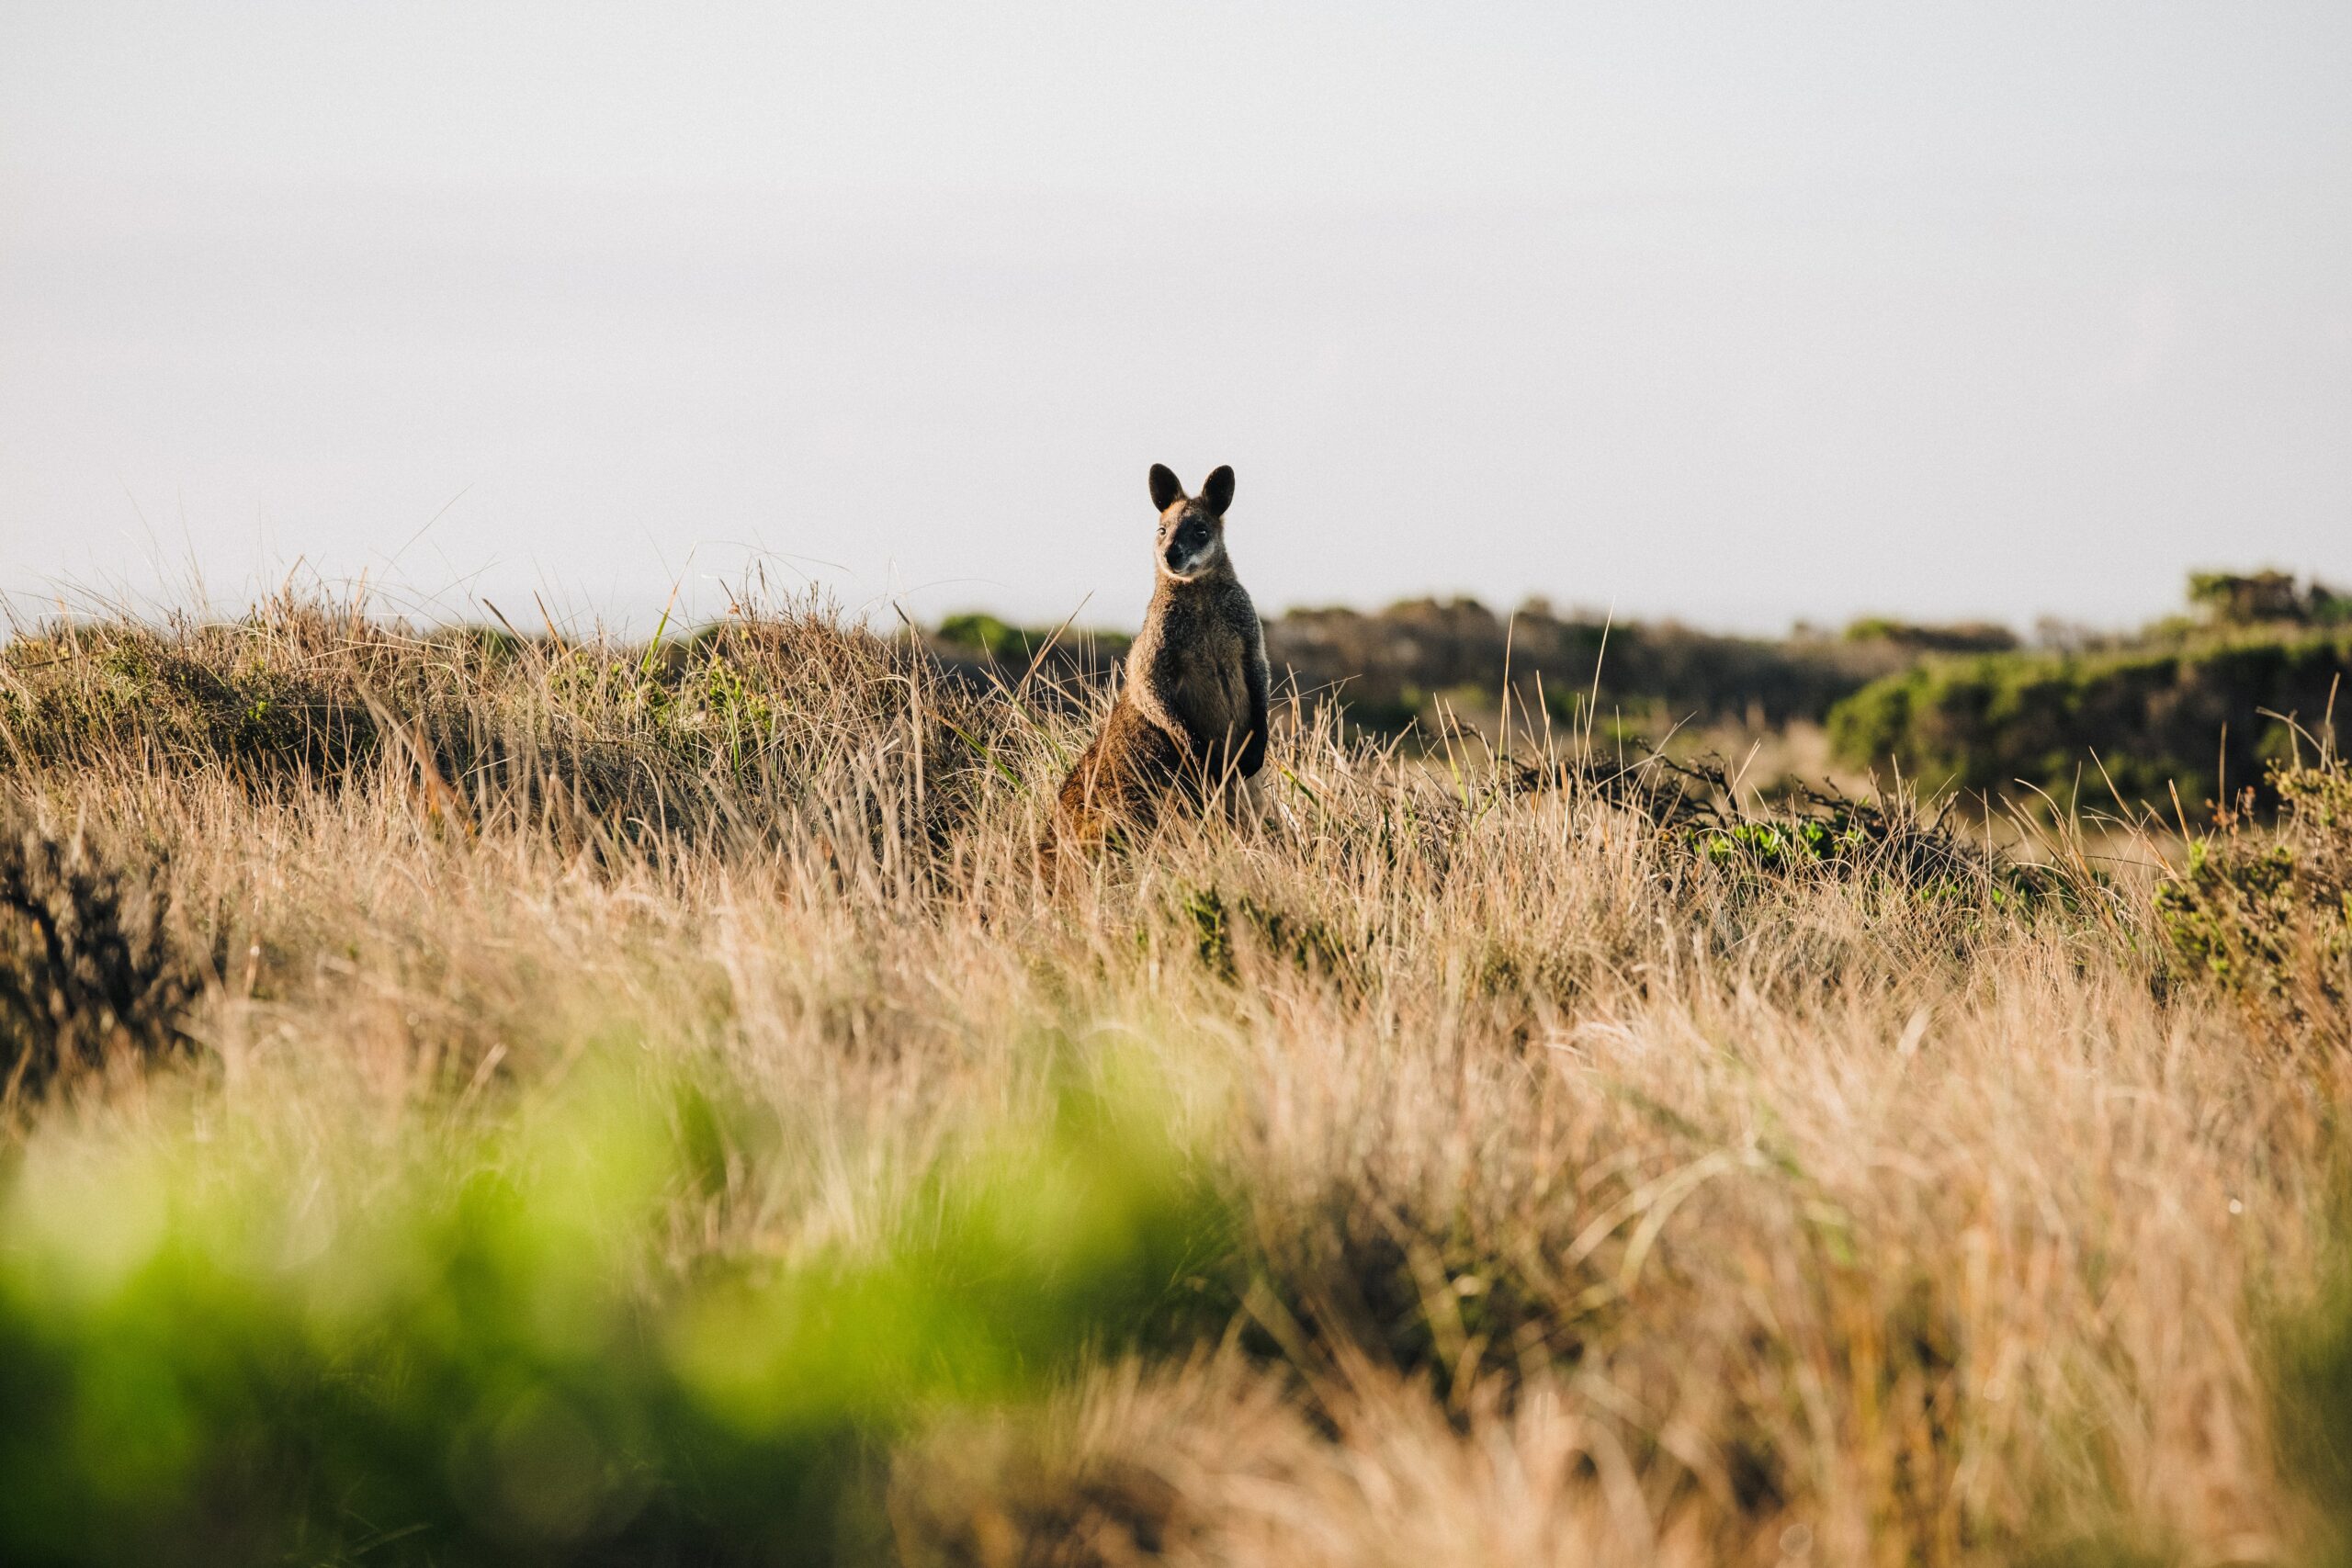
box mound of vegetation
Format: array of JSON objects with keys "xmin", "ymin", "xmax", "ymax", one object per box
[
  {"xmin": 1828, "ymin": 627, "xmax": 2352, "ymax": 811},
  {"xmin": 2187, "ymin": 570, "xmax": 2352, "ymax": 629},
  {"xmin": 1828, "ymin": 574, "xmax": 2352, "ymax": 812},
  {"xmin": 0, "ymin": 598, "xmax": 1020, "ymax": 852},
  {"xmin": 1839, "ymin": 616, "xmax": 2018, "ymax": 653},
  {"xmin": 926, "ymin": 614, "xmax": 1132, "ymax": 700},
  {"xmin": 1528, "ymin": 750, "xmax": 2073, "ymax": 909}
]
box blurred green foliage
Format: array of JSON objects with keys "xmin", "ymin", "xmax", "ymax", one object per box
[
  {"xmin": 2270, "ymin": 1158, "xmax": 2352, "ymax": 1568},
  {"xmin": 933, "ymin": 615, "xmax": 1132, "ymax": 666},
  {"xmin": 1839, "ymin": 616, "xmax": 2018, "ymax": 653},
  {"xmin": 0, "ymin": 1061, "xmax": 1231, "ymax": 1566},
  {"xmin": 933, "ymin": 614, "xmax": 1025, "ymax": 660},
  {"xmin": 2187, "ymin": 570, "xmax": 2352, "ymax": 628}
]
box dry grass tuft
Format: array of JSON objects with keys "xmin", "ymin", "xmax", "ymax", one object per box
[{"xmin": 0, "ymin": 803, "xmax": 200, "ymax": 1102}]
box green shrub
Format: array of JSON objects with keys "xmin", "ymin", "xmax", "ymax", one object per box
[
  {"xmin": 2155, "ymin": 752, "xmax": 2351, "ymax": 1043},
  {"xmin": 1828, "ymin": 631, "xmax": 2352, "ymax": 811},
  {"xmin": 2188, "ymin": 570, "xmax": 2309, "ymax": 626},
  {"xmin": 1841, "ymin": 616, "xmax": 2018, "ymax": 653},
  {"xmin": 933, "ymin": 615, "xmax": 1131, "ymax": 667},
  {"xmin": 933, "ymin": 613, "xmax": 1024, "ymax": 660},
  {"xmin": 1536, "ymin": 751, "xmax": 2075, "ymax": 913},
  {"xmin": 2188, "ymin": 569, "xmax": 2352, "ymax": 627}
]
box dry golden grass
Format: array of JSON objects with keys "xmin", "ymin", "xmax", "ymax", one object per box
[{"xmin": 1, "ymin": 592, "xmax": 2343, "ymax": 1566}]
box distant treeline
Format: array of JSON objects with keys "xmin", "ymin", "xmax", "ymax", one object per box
[
  {"xmin": 931, "ymin": 570, "xmax": 2352, "ymax": 811},
  {"xmin": 933, "ymin": 600, "xmax": 1928, "ymax": 729},
  {"xmin": 1261, "ymin": 599, "xmax": 1922, "ymax": 729}
]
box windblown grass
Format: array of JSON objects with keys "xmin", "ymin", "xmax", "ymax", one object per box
[{"xmin": 0, "ymin": 592, "xmax": 2343, "ymax": 1566}]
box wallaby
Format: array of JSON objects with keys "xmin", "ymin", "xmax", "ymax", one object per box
[{"xmin": 1043, "ymin": 463, "xmax": 1270, "ymax": 878}]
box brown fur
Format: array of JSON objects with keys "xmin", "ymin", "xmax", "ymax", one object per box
[{"xmin": 1042, "ymin": 464, "xmax": 1271, "ymax": 884}]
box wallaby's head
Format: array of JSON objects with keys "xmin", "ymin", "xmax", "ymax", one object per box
[{"xmin": 1148, "ymin": 464, "xmax": 1236, "ymax": 582}]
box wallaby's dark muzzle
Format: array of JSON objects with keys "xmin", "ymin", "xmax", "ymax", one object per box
[{"xmin": 1167, "ymin": 523, "xmax": 1212, "ymax": 573}]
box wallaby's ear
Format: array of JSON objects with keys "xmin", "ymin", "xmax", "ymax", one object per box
[
  {"xmin": 1200, "ymin": 465, "xmax": 1235, "ymax": 517},
  {"xmin": 1148, "ymin": 463, "xmax": 1184, "ymax": 512}
]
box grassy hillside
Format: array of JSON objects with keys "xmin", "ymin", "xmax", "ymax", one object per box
[
  {"xmin": 0, "ymin": 595, "xmax": 2347, "ymax": 1565},
  {"xmin": 940, "ymin": 575, "xmax": 2352, "ymax": 813}
]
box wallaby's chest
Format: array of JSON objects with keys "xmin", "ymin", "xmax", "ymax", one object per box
[
  {"xmin": 1138, "ymin": 594, "xmax": 1255, "ymax": 743},
  {"xmin": 1166, "ymin": 620, "xmax": 1249, "ymax": 737}
]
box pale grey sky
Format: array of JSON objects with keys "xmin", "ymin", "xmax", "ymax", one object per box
[{"xmin": 4, "ymin": 2, "xmax": 2348, "ymax": 632}]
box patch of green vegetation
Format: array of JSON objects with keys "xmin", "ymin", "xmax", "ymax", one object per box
[
  {"xmin": 0, "ymin": 1058, "xmax": 1231, "ymax": 1566},
  {"xmin": 1828, "ymin": 628, "xmax": 2352, "ymax": 811},
  {"xmin": 2265, "ymin": 1159, "xmax": 2352, "ymax": 1568},
  {"xmin": 1179, "ymin": 886, "xmax": 1359, "ymax": 987},
  {"xmin": 1841, "ymin": 616, "xmax": 2018, "ymax": 653},
  {"xmin": 2188, "ymin": 569, "xmax": 2352, "ymax": 628},
  {"xmin": 1182, "ymin": 886, "xmax": 1236, "ymax": 982},
  {"xmin": 1697, "ymin": 817, "xmax": 1869, "ymax": 872},
  {"xmin": 1468, "ymin": 939, "xmax": 1595, "ymax": 1007},
  {"xmin": 2155, "ymin": 753, "xmax": 2350, "ymax": 1034},
  {"xmin": 1689, "ymin": 810, "xmax": 2060, "ymax": 915},
  {"xmin": 0, "ymin": 626, "xmax": 379, "ymax": 780},
  {"xmin": 935, "ymin": 612, "xmax": 1026, "ymax": 660},
  {"xmin": 1540, "ymin": 751, "xmax": 2078, "ymax": 914},
  {"xmin": 934, "ymin": 615, "xmax": 1132, "ymax": 665}
]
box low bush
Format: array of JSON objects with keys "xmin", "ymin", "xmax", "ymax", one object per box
[
  {"xmin": 2156, "ymin": 750, "xmax": 2351, "ymax": 1047},
  {"xmin": 1841, "ymin": 616, "xmax": 2019, "ymax": 653}
]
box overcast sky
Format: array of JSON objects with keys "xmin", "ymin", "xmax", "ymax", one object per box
[{"xmin": 4, "ymin": 2, "xmax": 2348, "ymax": 633}]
